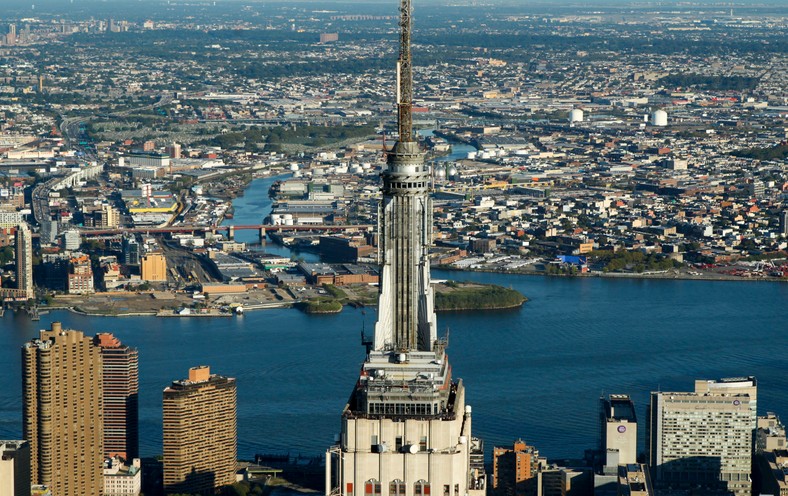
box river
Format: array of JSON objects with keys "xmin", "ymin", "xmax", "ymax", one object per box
[{"xmin": 0, "ymin": 174, "xmax": 786, "ymax": 462}]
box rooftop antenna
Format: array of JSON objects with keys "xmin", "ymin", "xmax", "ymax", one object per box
[{"xmin": 396, "ymin": 0, "xmax": 414, "ymax": 143}]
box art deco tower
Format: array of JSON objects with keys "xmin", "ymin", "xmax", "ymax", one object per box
[{"xmin": 326, "ymin": 3, "xmax": 484, "ymax": 496}]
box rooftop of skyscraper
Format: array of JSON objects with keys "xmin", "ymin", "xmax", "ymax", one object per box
[
  {"xmin": 344, "ymin": 350, "xmax": 460, "ymax": 420},
  {"xmin": 166, "ymin": 365, "xmax": 235, "ymax": 391},
  {"xmin": 605, "ymin": 395, "xmax": 637, "ymax": 422}
]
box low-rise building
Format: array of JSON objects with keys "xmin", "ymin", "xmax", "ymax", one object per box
[
  {"xmin": 103, "ymin": 457, "xmax": 142, "ymax": 496},
  {"xmin": 68, "ymin": 254, "xmax": 94, "ymax": 294}
]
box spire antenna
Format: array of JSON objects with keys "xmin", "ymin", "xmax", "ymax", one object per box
[{"xmin": 397, "ymin": 0, "xmax": 414, "ymax": 142}]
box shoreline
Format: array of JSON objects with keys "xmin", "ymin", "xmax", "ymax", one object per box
[
  {"xmin": 18, "ymin": 266, "xmax": 784, "ymax": 320},
  {"xmin": 434, "ymin": 265, "xmax": 788, "ymax": 283}
]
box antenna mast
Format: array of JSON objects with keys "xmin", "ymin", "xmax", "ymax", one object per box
[{"xmin": 397, "ymin": 0, "xmax": 414, "ymax": 143}]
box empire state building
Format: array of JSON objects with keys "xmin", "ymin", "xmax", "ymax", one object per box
[{"xmin": 326, "ymin": 2, "xmax": 485, "ymax": 496}]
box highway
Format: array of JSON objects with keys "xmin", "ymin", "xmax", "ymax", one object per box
[{"xmin": 77, "ymin": 224, "xmax": 375, "ymax": 237}]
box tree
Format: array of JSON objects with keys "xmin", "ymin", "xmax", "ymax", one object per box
[{"xmin": 0, "ymin": 246, "xmax": 14, "ymax": 265}]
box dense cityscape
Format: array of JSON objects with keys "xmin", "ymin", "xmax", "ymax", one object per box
[{"xmin": 0, "ymin": 0, "xmax": 786, "ymax": 495}]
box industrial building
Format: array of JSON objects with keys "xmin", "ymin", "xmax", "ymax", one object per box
[{"xmin": 141, "ymin": 251, "xmax": 167, "ymax": 282}]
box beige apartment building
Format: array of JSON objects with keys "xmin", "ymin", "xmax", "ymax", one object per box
[
  {"xmin": 22, "ymin": 323, "xmax": 104, "ymax": 496},
  {"xmin": 162, "ymin": 366, "xmax": 237, "ymax": 494}
]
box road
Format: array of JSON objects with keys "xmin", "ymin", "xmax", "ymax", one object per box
[
  {"xmin": 58, "ymin": 93, "xmax": 173, "ymax": 150},
  {"xmin": 35, "ymin": 94, "xmax": 174, "ymax": 226}
]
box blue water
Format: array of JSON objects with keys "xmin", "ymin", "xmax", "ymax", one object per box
[
  {"xmin": 420, "ymin": 128, "xmax": 477, "ymax": 163},
  {"xmin": 222, "ymin": 173, "xmax": 320, "ymax": 262},
  {"xmin": 0, "ymin": 277, "xmax": 785, "ymax": 460},
  {"xmin": 0, "ymin": 174, "xmax": 786, "ymax": 461}
]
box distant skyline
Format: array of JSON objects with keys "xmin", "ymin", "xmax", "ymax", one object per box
[
  {"xmin": 2, "ymin": 0, "xmax": 787, "ymax": 25},
  {"xmin": 2, "ymin": 0, "xmax": 788, "ymax": 10}
]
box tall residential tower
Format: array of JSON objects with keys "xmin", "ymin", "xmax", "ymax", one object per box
[
  {"xmin": 15, "ymin": 222, "xmax": 33, "ymax": 299},
  {"xmin": 326, "ymin": 2, "xmax": 484, "ymax": 496},
  {"xmin": 162, "ymin": 366, "xmax": 237, "ymax": 494},
  {"xmin": 22, "ymin": 322, "xmax": 104, "ymax": 496},
  {"xmin": 95, "ymin": 333, "xmax": 139, "ymax": 461}
]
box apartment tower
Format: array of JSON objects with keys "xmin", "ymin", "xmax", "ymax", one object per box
[
  {"xmin": 22, "ymin": 322, "xmax": 104, "ymax": 496},
  {"xmin": 325, "ymin": 2, "xmax": 484, "ymax": 496},
  {"xmin": 162, "ymin": 366, "xmax": 237, "ymax": 494},
  {"xmin": 95, "ymin": 333, "xmax": 139, "ymax": 460},
  {"xmin": 492, "ymin": 440, "xmax": 540, "ymax": 496},
  {"xmin": 648, "ymin": 377, "xmax": 757, "ymax": 496},
  {"xmin": 15, "ymin": 222, "xmax": 33, "ymax": 299}
]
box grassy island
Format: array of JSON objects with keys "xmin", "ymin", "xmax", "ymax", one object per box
[
  {"xmin": 296, "ymin": 282, "xmax": 526, "ymax": 315},
  {"xmin": 434, "ymin": 281, "xmax": 526, "ymax": 311},
  {"xmin": 297, "ymin": 299, "xmax": 343, "ymax": 314}
]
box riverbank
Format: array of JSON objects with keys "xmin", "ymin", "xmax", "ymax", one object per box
[
  {"xmin": 435, "ymin": 264, "xmax": 788, "ymax": 283},
  {"xmin": 29, "ymin": 265, "xmax": 783, "ymax": 320}
]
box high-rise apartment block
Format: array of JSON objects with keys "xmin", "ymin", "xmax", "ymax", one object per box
[
  {"xmin": 0, "ymin": 440, "xmax": 31, "ymax": 496},
  {"xmin": 22, "ymin": 322, "xmax": 104, "ymax": 496},
  {"xmin": 492, "ymin": 440, "xmax": 540, "ymax": 496},
  {"xmin": 15, "ymin": 222, "xmax": 33, "ymax": 299},
  {"xmin": 162, "ymin": 366, "xmax": 237, "ymax": 494},
  {"xmin": 95, "ymin": 333, "xmax": 139, "ymax": 460},
  {"xmin": 5, "ymin": 24, "xmax": 16, "ymax": 46},
  {"xmin": 648, "ymin": 377, "xmax": 757, "ymax": 496},
  {"xmin": 600, "ymin": 394, "xmax": 638, "ymax": 473}
]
